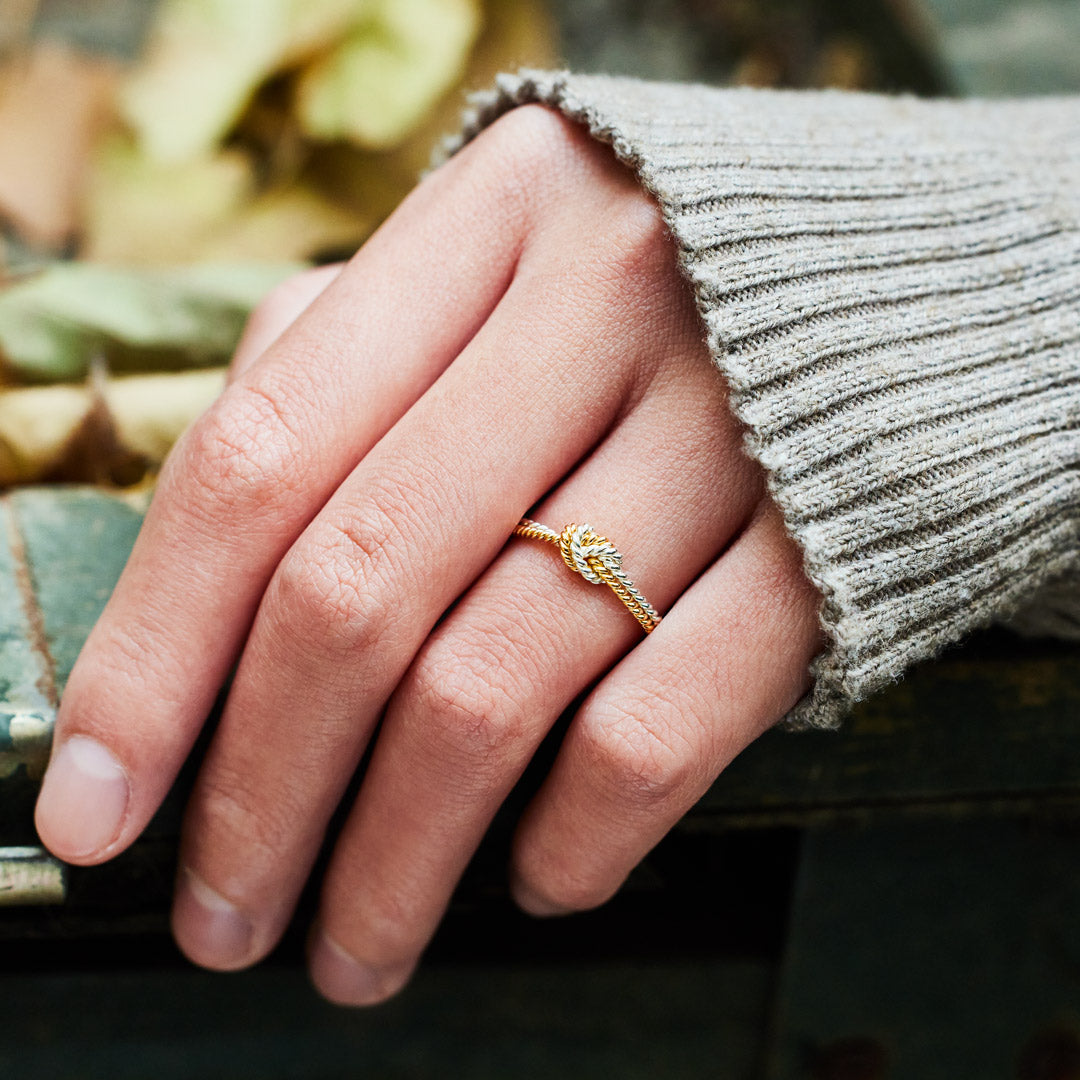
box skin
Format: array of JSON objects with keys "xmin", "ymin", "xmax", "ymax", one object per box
[{"xmin": 34, "ymin": 106, "xmax": 823, "ymax": 1006}]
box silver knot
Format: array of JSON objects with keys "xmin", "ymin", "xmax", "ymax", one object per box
[{"xmin": 558, "ymin": 523, "xmax": 622, "ymax": 585}]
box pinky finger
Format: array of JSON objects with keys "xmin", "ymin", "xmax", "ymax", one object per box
[
  {"xmin": 229, "ymin": 263, "xmax": 345, "ymax": 380},
  {"xmin": 509, "ymin": 501, "xmax": 823, "ymax": 917}
]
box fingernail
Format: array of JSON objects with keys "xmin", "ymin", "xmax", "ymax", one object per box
[
  {"xmin": 309, "ymin": 932, "xmax": 411, "ymax": 1007},
  {"xmin": 173, "ymin": 868, "xmax": 254, "ymax": 970},
  {"xmin": 35, "ymin": 735, "xmax": 129, "ymax": 859},
  {"xmin": 510, "ymin": 875, "xmax": 572, "ymax": 919}
]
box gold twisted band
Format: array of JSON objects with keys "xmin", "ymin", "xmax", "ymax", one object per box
[{"xmin": 512, "ymin": 518, "xmax": 661, "ymax": 633}]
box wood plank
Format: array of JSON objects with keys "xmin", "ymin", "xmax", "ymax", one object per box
[
  {"xmin": 0, "ymin": 958, "xmax": 774, "ymax": 1079},
  {"xmin": 767, "ymin": 816, "xmax": 1080, "ymax": 1079},
  {"xmin": 0, "ymin": 492, "xmax": 58, "ymax": 849},
  {"xmin": 10, "ymin": 485, "xmax": 146, "ymax": 695},
  {"xmin": 701, "ymin": 633, "xmax": 1080, "ymax": 824}
]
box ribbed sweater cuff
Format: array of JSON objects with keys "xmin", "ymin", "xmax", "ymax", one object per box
[{"xmin": 446, "ymin": 71, "xmax": 1080, "ymax": 729}]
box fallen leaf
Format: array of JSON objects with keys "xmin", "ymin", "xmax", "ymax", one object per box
[
  {"xmin": 304, "ymin": 0, "xmax": 559, "ymax": 224},
  {"xmin": 105, "ymin": 367, "xmax": 226, "ymax": 465},
  {"xmin": 0, "ymin": 262, "xmax": 302, "ymax": 382},
  {"xmin": 0, "ymin": 383, "xmax": 91, "ymax": 485},
  {"xmin": 194, "ymin": 184, "xmax": 372, "ymax": 262},
  {"xmin": 0, "ymin": 367, "xmax": 225, "ymax": 487},
  {"xmin": 295, "ymin": 0, "xmax": 482, "ymax": 150},
  {"xmin": 458, "ymin": 0, "xmax": 561, "ymax": 96},
  {"xmin": 121, "ymin": 0, "xmax": 372, "ymax": 163},
  {"xmin": 82, "ymin": 132, "xmax": 254, "ymax": 264},
  {"xmin": 0, "ymin": 0, "xmax": 38, "ymax": 55},
  {"xmin": 0, "ymin": 42, "xmax": 119, "ymax": 249}
]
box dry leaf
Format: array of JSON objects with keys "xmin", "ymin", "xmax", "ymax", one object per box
[
  {"xmin": 106, "ymin": 367, "xmax": 226, "ymax": 464},
  {"xmin": 82, "ymin": 132, "xmax": 254, "ymax": 264},
  {"xmin": 99, "ymin": 0, "xmax": 554, "ymax": 266},
  {"xmin": 305, "ymin": 0, "xmax": 559, "ymax": 225},
  {"xmin": 0, "ymin": 367, "xmax": 225, "ymax": 487},
  {"xmin": 459, "ymin": 0, "xmax": 560, "ymax": 97},
  {"xmin": 0, "ymin": 0, "xmax": 38, "ymax": 56},
  {"xmin": 295, "ymin": 0, "xmax": 481, "ymax": 150},
  {"xmin": 0, "ymin": 42, "xmax": 119, "ymax": 249},
  {"xmin": 0, "ymin": 383, "xmax": 90, "ymax": 484},
  {"xmin": 189, "ymin": 184, "xmax": 372, "ymax": 262},
  {"xmin": 121, "ymin": 0, "xmax": 372, "ymax": 163},
  {"xmin": 0, "ymin": 262, "xmax": 302, "ymax": 382}
]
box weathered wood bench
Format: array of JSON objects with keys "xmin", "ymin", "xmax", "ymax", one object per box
[{"xmin": 1, "ymin": 486, "xmax": 1078, "ymax": 1079}]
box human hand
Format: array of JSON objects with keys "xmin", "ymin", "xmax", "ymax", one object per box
[{"xmin": 34, "ymin": 106, "xmax": 823, "ymax": 1005}]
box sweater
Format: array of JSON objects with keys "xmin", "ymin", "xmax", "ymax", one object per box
[{"xmin": 444, "ymin": 71, "xmax": 1080, "ymax": 730}]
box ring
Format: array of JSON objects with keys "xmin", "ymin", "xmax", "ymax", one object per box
[{"xmin": 512, "ymin": 518, "xmax": 661, "ymax": 633}]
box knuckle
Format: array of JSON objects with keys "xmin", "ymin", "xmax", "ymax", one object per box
[
  {"xmin": 190, "ymin": 767, "xmax": 295, "ymax": 883},
  {"xmin": 169, "ymin": 381, "xmax": 307, "ymax": 523},
  {"xmin": 268, "ymin": 471, "xmax": 429, "ymax": 656},
  {"xmin": 482, "ymin": 104, "xmax": 583, "ymax": 182},
  {"xmin": 465, "ymin": 105, "xmax": 590, "ymax": 224},
  {"xmin": 271, "ymin": 530, "xmax": 392, "ymax": 659},
  {"xmin": 579, "ymin": 698, "xmax": 702, "ymax": 808},
  {"xmin": 408, "ymin": 648, "xmax": 526, "ymax": 766},
  {"xmin": 599, "ymin": 190, "xmax": 674, "ymax": 286}
]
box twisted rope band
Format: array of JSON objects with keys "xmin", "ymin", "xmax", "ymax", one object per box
[{"xmin": 512, "ymin": 518, "xmax": 661, "ymax": 633}]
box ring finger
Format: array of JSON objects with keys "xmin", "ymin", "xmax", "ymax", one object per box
[{"xmin": 307, "ymin": 346, "xmax": 763, "ymax": 1005}]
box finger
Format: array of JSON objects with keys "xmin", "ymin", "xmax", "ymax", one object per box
[
  {"xmin": 509, "ymin": 502, "xmax": 822, "ymax": 917},
  {"xmin": 306, "ymin": 346, "xmax": 763, "ymax": 1005},
  {"xmin": 169, "ymin": 190, "xmax": 677, "ymax": 972},
  {"xmin": 228, "ymin": 263, "xmax": 345, "ymax": 380},
  {"xmin": 36, "ymin": 106, "xmax": 567, "ymax": 865}
]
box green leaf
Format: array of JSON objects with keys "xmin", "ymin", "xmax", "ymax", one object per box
[
  {"xmin": 83, "ymin": 133, "xmax": 255, "ymax": 264},
  {"xmin": 0, "ymin": 262, "xmax": 303, "ymax": 382},
  {"xmin": 296, "ymin": 0, "xmax": 482, "ymax": 150},
  {"xmin": 121, "ymin": 0, "xmax": 373, "ymax": 163}
]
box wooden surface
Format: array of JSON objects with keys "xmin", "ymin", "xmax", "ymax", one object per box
[
  {"xmin": 769, "ymin": 817, "xmax": 1080, "ymax": 1079},
  {"xmin": 709, "ymin": 633, "xmax": 1080, "ymax": 826},
  {"xmin": 0, "ymin": 959, "xmax": 775, "ymax": 1080}
]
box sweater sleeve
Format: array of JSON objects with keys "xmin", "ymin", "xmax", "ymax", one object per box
[{"xmin": 443, "ymin": 70, "xmax": 1080, "ymax": 730}]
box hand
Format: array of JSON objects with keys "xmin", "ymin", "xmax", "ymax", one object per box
[{"xmin": 34, "ymin": 106, "xmax": 823, "ymax": 1005}]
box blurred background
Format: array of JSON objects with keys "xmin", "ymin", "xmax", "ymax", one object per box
[
  {"xmin": 3, "ymin": 0, "xmax": 1079, "ymax": 488},
  {"xmin": 6, "ymin": 0, "xmax": 1080, "ymax": 268},
  {"xmin": 1, "ymin": 2, "xmax": 1079, "ymax": 1078}
]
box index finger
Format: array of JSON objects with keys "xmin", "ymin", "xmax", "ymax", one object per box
[{"xmin": 35, "ymin": 108, "xmax": 566, "ymax": 863}]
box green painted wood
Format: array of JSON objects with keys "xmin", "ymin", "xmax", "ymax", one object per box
[
  {"xmin": 0, "ymin": 958, "xmax": 773, "ymax": 1079},
  {"xmin": 767, "ymin": 816, "xmax": 1080, "ymax": 1080},
  {"xmin": 0, "ymin": 488, "xmax": 148, "ymax": 847},
  {"xmin": 0, "ymin": 499, "xmax": 54, "ymax": 715},
  {"xmin": 11, "ymin": 486, "xmax": 147, "ymax": 695},
  {"xmin": 0, "ymin": 494, "xmax": 58, "ymax": 844}
]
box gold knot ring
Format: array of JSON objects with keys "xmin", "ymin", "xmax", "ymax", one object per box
[{"xmin": 512, "ymin": 518, "xmax": 661, "ymax": 633}]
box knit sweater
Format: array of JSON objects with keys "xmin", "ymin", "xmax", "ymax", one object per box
[{"xmin": 445, "ymin": 71, "xmax": 1080, "ymax": 730}]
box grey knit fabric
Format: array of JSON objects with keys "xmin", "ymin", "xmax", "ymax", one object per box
[{"xmin": 445, "ymin": 70, "xmax": 1080, "ymax": 730}]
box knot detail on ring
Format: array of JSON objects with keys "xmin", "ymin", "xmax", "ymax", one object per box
[
  {"xmin": 558, "ymin": 523, "xmax": 622, "ymax": 584},
  {"xmin": 512, "ymin": 518, "xmax": 661, "ymax": 633}
]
